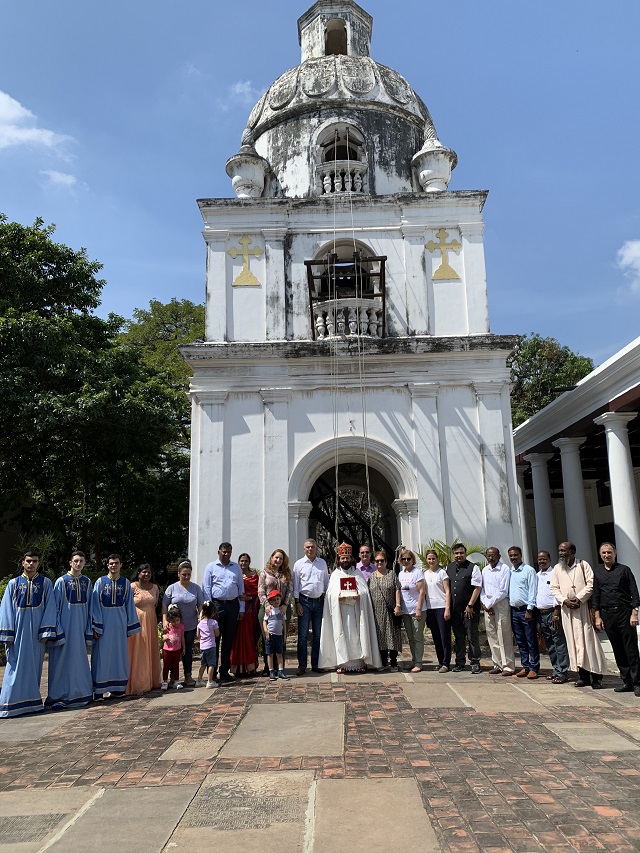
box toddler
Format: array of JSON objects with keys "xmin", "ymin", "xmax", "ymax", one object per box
[
  {"xmin": 263, "ymin": 589, "xmax": 289, "ymax": 681},
  {"xmin": 162, "ymin": 604, "xmax": 185, "ymax": 690},
  {"xmin": 196, "ymin": 601, "xmax": 220, "ymax": 688}
]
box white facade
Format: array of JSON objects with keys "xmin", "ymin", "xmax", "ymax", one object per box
[{"xmin": 182, "ymin": 0, "xmax": 521, "ymax": 580}]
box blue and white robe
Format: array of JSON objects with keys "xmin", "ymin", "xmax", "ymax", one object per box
[
  {"xmin": 91, "ymin": 575, "xmax": 140, "ymax": 695},
  {"xmin": 46, "ymin": 573, "xmax": 93, "ymax": 709},
  {"xmin": 0, "ymin": 574, "xmax": 57, "ymax": 717}
]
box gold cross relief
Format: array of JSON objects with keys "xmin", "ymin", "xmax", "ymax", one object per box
[
  {"xmin": 425, "ymin": 228, "xmax": 461, "ymax": 281},
  {"xmin": 228, "ymin": 234, "xmax": 263, "ymax": 287}
]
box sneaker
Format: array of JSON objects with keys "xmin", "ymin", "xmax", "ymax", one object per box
[
  {"xmin": 195, "ymin": 679, "xmax": 206, "ymax": 687},
  {"xmin": 278, "ymin": 670, "xmax": 290, "ymax": 680},
  {"xmin": 471, "ymin": 664, "xmax": 482, "ymax": 674},
  {"xmin": 161, "ymin": 682, "xmax": 168, "ymax": 691},
  {"xmin": 269, "ymin": 673, "xmax": 278, "ymax": 681},
  {"xmin": 634, "ymin": 686, "xmax": 640, "ymax": 697},
  {"xmin": 438, "ymin": 665, "xmax": 450, "ymax": 673},
  {"xmin": 174, "ymin": 682, "xmax": 184, "ymax": 690},
  {"xmin": 452, "ymin": 665, "xmax": 465, "ymax": 672},
  {"xmin": 389, "ymin": 665, "xmax": 400, "ymax": 672},
  {"xmin": 206, "ymin": 680, "xmax": 218, "ymax": 689}
]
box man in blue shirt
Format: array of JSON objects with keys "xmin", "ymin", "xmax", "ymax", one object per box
[
  {"xmin": 203, "ymin": 543, "xmax": 244, "ymax": 683},
  {"xmin": 508, "ymin": 546, "xmax": 539, "ymax": 679}
]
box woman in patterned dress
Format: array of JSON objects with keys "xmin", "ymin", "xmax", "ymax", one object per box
[{"xmin": 368, "ymin": 551, "xmax": 402, "ymax": 671}]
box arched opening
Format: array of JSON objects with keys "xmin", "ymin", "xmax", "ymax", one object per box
[
  {"xmin": 325, "ymin": 19, "xmax": 348, "ymax": 56},
  {"xmin": 315, "ymin": 123, "xmax": 368, "ymax": 196},
  {"xmin": 308, "ymin": 463, "xmax": 398, "ymax": 566}
]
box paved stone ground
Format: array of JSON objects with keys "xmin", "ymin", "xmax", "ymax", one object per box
[{"xmin": 2, "ymin": 656, "xmax": 640, "ymax": 851}]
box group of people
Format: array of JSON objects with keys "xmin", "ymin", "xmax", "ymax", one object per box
[{"xmin": 1, "ymin": 536, "xmax": 638, "ymax": 717}]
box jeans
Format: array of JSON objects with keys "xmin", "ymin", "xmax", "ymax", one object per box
[
  {"xmin": 537, "ymin": 609, "xmax": 569, "ymax": 677},
  {"xmin": 511, "ymin": 608, "xmax": 540, "ymax": 672},
  {"xmin": 297, "ymin": 594, "xmax": 324, "ymax": 669},
  {"xmin": 213, "ymin": 598, "xmax": 240, "ymax": 677}
]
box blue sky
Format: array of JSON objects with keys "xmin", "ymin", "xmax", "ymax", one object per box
[{"xmin": 1, "ymin": 0, "xmax": 639, "ymax": 365}]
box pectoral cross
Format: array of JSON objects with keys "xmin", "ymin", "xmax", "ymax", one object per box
[
  {"xmin": 425, "ymin": 228, "xmax": 461, "ymax": 281},
  {"xmin": 228, "ymin": 234, "xmax": 263, "ymax": 287}
]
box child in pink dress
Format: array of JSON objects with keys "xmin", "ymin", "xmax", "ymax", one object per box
[{"xmin": 162, "ymin": 605, "xmax": 185, "ymax": 690}]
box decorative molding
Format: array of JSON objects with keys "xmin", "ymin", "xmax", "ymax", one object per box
[
  {"xmin": 260, "ymin": 388, "xmax": 292, "ymax": 405},
  {"xmin": 408, "ymin": 382, "xmax": 440, "ymax": 399}
]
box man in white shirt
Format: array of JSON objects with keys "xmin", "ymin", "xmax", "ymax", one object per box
[
  {"xmin": 536, "ymin": 550, "xmax": 569, "ymax": 684},
  {"xmin": 480, "ymin": 547, "xmax": 515, "ymax": 675},
  {"xmin": 293, "ymin": 539, "xmax": 329, "ymax": 676}
]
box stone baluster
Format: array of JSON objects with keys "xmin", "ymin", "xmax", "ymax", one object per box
[
  {"xmin": 315, "ymin": 310, "xmax": 327, "ymax": 339},
  {"xmin": 323, "ymin": 173, "xmax": 332, "ymax": 194},
  {"xmin": 348, "ymin": 307, "xmax": 357, "ymax": 334},
  {"xmin": 336, "ymin": 309, "xmax": 345, "ymax": 335},
  {"xmin": 326, "ymin": 307, "xmax": 335, "ymax": 337}
]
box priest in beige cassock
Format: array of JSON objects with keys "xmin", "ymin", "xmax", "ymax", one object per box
[
  {"xmin": 550, "ymin": 541, "xmax": 607, "ymax": 688},
  {"xmin": 319, "ymin": 543, "xmax": 381, "ymax": 674}
]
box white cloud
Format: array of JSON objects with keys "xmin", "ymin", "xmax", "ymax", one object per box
[
  {"xmin": 617, "ymin": 240, "xmax": 640, "ymax": 295},
  {"xmin": 0, "ymin": 90, "xmax": 71, "ymax": 152},
  {"xmin": 40, "ymin": 169, "xmax": 77, "ymax": 187},
  {"xmin": 216, "ymin": 80, "xmax": 264, "ymax": 112}
]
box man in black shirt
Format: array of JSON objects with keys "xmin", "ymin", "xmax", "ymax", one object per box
[
  {"xmin": 446, "ymin": 544, "xmax": 482, "ymax": 673},
  {"xmin": 592, "ymin": 542, "xmax": 640, "ymax": 696}
]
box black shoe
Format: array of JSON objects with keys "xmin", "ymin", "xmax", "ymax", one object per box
[
  {"xmin": 614, "ymin": 684, "xmax": 634, "ymax": 693},
  {"xmin": 634, "ymin": 686, "xmax": 640, "ymax": 698},
  {"xmin": 296, "ymin": 667, "xmax": 306, "ymax": 676},
  {"xmin": 574, "ymin": 680, "xmax": 589, "ymax": 688},
  {"xmin": 312, "ymin": 667, "xmax": 323, "ymax": 673},
  {"xmin": 471, "ymin": 664, "xmax": 481, "ymax": 674},
  {"xmin": 452, "ymin": 665, "xmax": 465, "ymax": 672},
  {"xmin": 591, "ymin": 680, "xmax": 604, "ymax": 690},
  {"xmin": 219, "ymin": 673, "xmax": 234, "ymax": 683}
]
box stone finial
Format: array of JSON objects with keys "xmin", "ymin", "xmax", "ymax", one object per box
[
  {"xmin": 411, "ymin": 136, "xmax": 458, "ymax": 194},
  {"xmin": 225, "ymin": 145, "xmax": 269, "ymax": 199}
]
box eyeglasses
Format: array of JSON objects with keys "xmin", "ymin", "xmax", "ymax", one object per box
[
  {"xmin": 374, "ymin": 559, "xmax": 386, "ymax": 563},
  {"xmin": 400, "ymin": 557, "xmax": 413, "ymax": 562}
]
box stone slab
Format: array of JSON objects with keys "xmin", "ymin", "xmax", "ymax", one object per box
[
  {"xmin": 544, "ymin": 722, "xmax": 640, "ymax": 752},
  {"xmin": 0, "ymin": 789, "xmax": 98, "ymax": 853},
  {"xmin": 46, "ymin": 785, "xmax": 198, "ymax": 852},
  {"xmin": 402, "ymin": 682, "xmax": 468, "ymax": 709},
  {"xmin": 166, "ymin": 771, "xmax": 313, "ymax": 853},
  {"xmin": 606, "ymin": 718, "xmax": 640, "ymax": 740},
  {"xmin": 604, "ymin": 689, "xmax": 640, "ymax": 708},
  {"xmin": 341, "ymin": 672, "xmax": 406, "ymax": 683},
  {"xmin": 313, "ymin": 778, "xmax": 439, "ymax": 853},
  {"xmin": 145, "ymin": 687, "xmax": 217, "ymax": 708},
  {"xmin": 220, "ymin": 701, "xmax": 344, "ymax": 758},
  {"xmin": 159, "ymin": 737, "xmax": 226, "ymax": 760},
  {"xmin": 0, "ymin": 709, "xmax": 84, "ymax": 743},
  {"xmin": 516, "ymin": 684, "xmax": 611, "ymax": 708},
  {"xmin": 451, "ymin": 683, "xmax": 543, "ymax": 712}
]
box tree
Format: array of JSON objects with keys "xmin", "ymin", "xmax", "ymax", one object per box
[
  {"xmin": 508, "ymin": 333, "xmax": 594, "ymax": 428},
  {"xmin": 0, "ymin": 215, "xmax": 185, "ymax": 574}
]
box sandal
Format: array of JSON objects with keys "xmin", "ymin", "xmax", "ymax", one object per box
[
  {"xmin": 336, "ymin": 667, "xmax": 345, "ymax": 674},
  {"xmin": 411, "ymin": 666, "xmax": 422, "ymax": 673}
]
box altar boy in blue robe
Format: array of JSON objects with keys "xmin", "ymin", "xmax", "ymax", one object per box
[
  {"xmin": 0, "ymin": 552, "xmax": 57, "ymax": 717},
  {"xmin": 91, "ymin": 554, "xmax": 140, "ymax": 697},
  {"xmin": 46, "ymin": 550, "xmax": 94, "ymax": 709}
]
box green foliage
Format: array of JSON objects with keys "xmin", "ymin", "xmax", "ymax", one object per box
[
  {"xmin": 417, "ymin": 539, "xmax": 487, "ymax": 569},
  {"xmin": 508, "ymin": 333, "xmax": 594, "ymax": 428},
  {"xmin": 0, "ymin": 215, "xmax": 199, "ymax": 575}
]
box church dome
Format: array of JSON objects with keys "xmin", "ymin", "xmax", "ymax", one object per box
[{"xmin": 225, "ymin": 1, "xmax": 456, "ymax": 199}]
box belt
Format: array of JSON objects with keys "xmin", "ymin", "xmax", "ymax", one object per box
[
  {"xmin": 601, "ymin": 605, "xmax": 629, "ymax": 613},
  {"xmin": 300, "ymin": 593, "xmax": 324, "ymax": 600},
  {"xmin": 511, "ymin": 605, "xmax": 528, "ymax": 612},
  {"xmin": 537, "ymin": 607, "xmax": 556, "ymax": 614},
  {"xmin": 212, "ymin": 597, "xmax": 238, "ymax": 603}
]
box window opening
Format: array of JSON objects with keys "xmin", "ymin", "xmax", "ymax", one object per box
[{"xmin": 325, "ymin": 19, "xmax": 348, "ymax": 56}]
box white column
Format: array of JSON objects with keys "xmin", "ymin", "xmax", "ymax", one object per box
[
  {"xmin": 459, "ymin": 221, "xmax": 489, "ymax": 334},
  {"xmin": 392, "ymin": 500, "xmax": 412, "ymax": 550},
  {"xmin": 552, "ymin": 437, "xmax": 592, "ymax": 563},
  {"xmin": 204, "ymin": 230, "xmax": 229, "ymax": 342},
  {"xmin": 409, "ymin": 383, "xmax": 445, "ymax": 544},
  {"xmin": 515, "ymin": 464, "xmax": 532, "ymax": 565},
  {"xmin": 262, "ymin": 228, "xmax": 287, "ymax": 341},
  {"xmin": 188, "ymin": 390, "xmax": 228, "ymax": 584},
  {"xmin": 288, "ymin": 501, "xmax": 313, "ymax": 560},
  {"xmin": 261, "ymin": 389, "xmax": 291, "ymax": 558},
  {"xmin": 594, "ymin": 413, "xmax": 640, "ymax": 578},
  {"xmin": 523, "ymin": 453, "xmax": 556, "ymax": 556},
  {"xmin": 401, "ymin": 225, "xmax": 429, "ymax": 335},
  {"xmin": 473, "ymin": 381, "xmax": 513, "ymax": 549}
]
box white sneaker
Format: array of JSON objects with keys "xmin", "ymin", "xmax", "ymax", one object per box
[
  {"xmin": 206, "ymin": 680, "xmax": 218, "ymax": 689},
  {"xmin": 161, "ymin": 682, "xmax": 168, "ymax": 691},
  {"xmin": 174, "ymin": 682, "xmax": 184, "ymax": 690},
  {"xmin": 195, "ymin": 679, "xmax": 206, "ymax": 687}
]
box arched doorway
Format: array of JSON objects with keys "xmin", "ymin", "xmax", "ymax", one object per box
[{"xmin": 308, "ymin": 463, "xmax": 398, "ymax": 565}]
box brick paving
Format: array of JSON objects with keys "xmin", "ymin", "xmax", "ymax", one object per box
[{"xmin": 2, "ymin": 667, "xmax": 640, "ymax": 851}]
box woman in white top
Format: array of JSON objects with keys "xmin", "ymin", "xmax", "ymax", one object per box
[
  {"xmin": 398, "ymin": 549, "xmax": 428, "ymax": 672},
  {"xmin": 423, "ymin": 549, "xmax": 452, "ymax": 672}
]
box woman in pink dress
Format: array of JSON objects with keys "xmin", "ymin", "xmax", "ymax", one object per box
[{"xmin": 126, "ymin": 564, "xmax": 162, "ymax": 695}]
